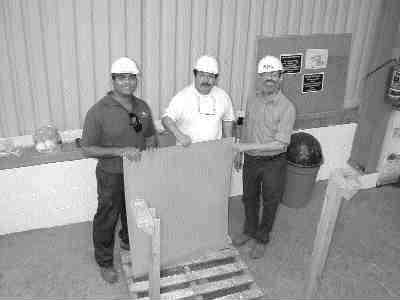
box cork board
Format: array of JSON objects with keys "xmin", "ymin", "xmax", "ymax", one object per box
[
  {"xmin": 256, "ymin": 34, "xmax": 352, "ymax": 128},
  {"xmin": 123, "ymin": 138, "xmax": 235, "ymax": 277}
]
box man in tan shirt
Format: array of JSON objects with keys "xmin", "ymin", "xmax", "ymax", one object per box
[{"xmin": 233, "ymin": 55, "xmax": 296, "ymax": 259}]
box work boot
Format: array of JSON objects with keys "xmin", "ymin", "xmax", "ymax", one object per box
[
  {"xmin": 249, "ymin": 242, "xmax": 266, "ymax": 259},
  {"xmin": 232, "ymin": 233, "xmax": 252, "ymax": 247},
  {"xmin": 100, "ymin": 266, "xmax": 118, "ymax": 284},
  {"xmin": 120, "ymin": 239, "xmax": 130, "ymax": 251}
]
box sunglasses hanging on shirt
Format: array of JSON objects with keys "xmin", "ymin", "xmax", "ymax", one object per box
[{"xmin": 129, "ymin": 113, "xmax": 143, "ymax": 132}]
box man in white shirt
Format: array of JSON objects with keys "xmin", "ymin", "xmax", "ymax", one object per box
[{"xmin": 162, "ymin": 55, "xmax": 235, "ymax": 146}]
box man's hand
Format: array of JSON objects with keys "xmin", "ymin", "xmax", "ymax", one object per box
[
  {"xmin": 234, "ymin": 152, "xmax": 243, "ymax": 171},
  {"xmin": 162, "ymin": 116, "xmax": 192, "ymax": 147},
  {"xmin": 145, "ymin": 135, "xmax": 158, "ymax": 150},
  {"xmin": 120, "ymin": 147, "xmax": 141, "ymax": 162},
  {"xmin": 177, "ymin": 133, "xmax": 192, "ymax": 147}
]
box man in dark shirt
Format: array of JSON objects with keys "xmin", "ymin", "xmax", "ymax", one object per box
[{"xmin": 81, "ymin": 57, "xmax": 157, "ymax": 283}]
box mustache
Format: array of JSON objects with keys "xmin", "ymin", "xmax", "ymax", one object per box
[
  {"xmin": 264, "ymin": 80, "xmax": 277, "ymax": 84},
  {"xmin": 201, "ymin": 83, "xmax": 212, "ymax": 87}
]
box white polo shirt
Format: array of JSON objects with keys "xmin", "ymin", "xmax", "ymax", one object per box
[{"xmin": 163, "ymin": 83, "xmax": 235, "ymax": 143}]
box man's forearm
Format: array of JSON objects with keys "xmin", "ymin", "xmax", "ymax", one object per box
[
  {"xmin": 234, "ymin": 141, "xmax": 286, "ymax": 153},
  {"xmin": 161, "ymin": 116, "xmax": 185, "ymax": 140},
  {"xmin": 81, "ymin": 145, "xmax": 123, "ymax": 158}
]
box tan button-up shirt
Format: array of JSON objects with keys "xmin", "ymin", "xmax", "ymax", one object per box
[{"xmin": 243, "ymin": 91, "xmax": 296, "ymax": 156}]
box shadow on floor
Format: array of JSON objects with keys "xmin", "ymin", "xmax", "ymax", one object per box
[{"xmin": 1, "ymin": 180, "xmax": 400, "ymax": 298}]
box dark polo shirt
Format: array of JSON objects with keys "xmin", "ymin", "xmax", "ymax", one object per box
[{"xmin": 81, "ymin": 92, "xmax": 156, "ymax": 173}]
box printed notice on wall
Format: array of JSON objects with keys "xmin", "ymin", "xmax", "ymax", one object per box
[
  {"xmin": 302, "ymin": 72, "xmax": 324, "ymax": 94},
  {"xmin": 305, "ymin": 49, "xmax": 328, "ymax": 69},
  {"xmin": 280, "ymin": 53, "xmax": 302, "ymax": 74}
]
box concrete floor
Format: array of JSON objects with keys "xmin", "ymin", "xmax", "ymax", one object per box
[{"xmin": 1, "ymin": 180, "xmax": 400, "ymax": 299}]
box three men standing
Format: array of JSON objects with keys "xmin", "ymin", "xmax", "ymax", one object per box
[{"xmin": 81, "ymin": 54, "xmax": 295, "ymax": 285}]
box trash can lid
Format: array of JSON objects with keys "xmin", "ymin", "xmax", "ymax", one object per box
[{"xmin": 286, "ymin": 132, "xmax": 323, "ymax": 167}]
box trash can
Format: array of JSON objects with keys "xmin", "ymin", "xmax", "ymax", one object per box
[{"xmin": 282, "ymin": 132, "xmax": 323, "ymax": 208}]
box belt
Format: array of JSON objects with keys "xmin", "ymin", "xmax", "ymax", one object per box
[{"xmin": 245, "ymin": 152, "xmax": 286, "ymax": 160}]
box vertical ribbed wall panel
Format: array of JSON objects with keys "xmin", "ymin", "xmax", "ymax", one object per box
[
  {"xmin": 174, "ymin": 0, "xmax": 192, "ymax": 92},
  {"xmin": 4, "ymin": 0, "xmax": 36, "ymax": 134},
  {"xmin": 242, "ymin": 0, "xmax": 263, "ymax": 108},
  {"xmin": 142, "ymin": 0, "xmax": 161, "ymax": 117},
  {"xmin": 230, "ymin": 0, "xmax": 251, "ymax": 109},
  {"xmin": 160, "ymin": 0, "xmax": 177, "ymax": 117},
  {"xmin": 40, "ymin": 0, "xmax": 65, "ymax": 130},
  {"xmin": 0, "ymin": 1, "xmax": 20, "ymax": 136},
  {"xmin": 126, "ymin": 0, "xmax": 143, "ymax": 97},
  {"xmin": 75, "ymin": 0, "xmax": 96, "ymax": 125},
  {"xmin": 0, "ymin": 0, "xmax": 385, "ymax": 137}
]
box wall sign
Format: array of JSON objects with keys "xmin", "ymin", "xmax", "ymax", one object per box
[
  {"xmin": 280, "ymin": 53, "xmax": 302, "ymax": 74},
  {"xmin": 302, "ymin": 72, "xmax": 324, "ymax": 94},
  {"xmin": 305, "ymin": 49, "xmax": 328, "ymax": 69}
]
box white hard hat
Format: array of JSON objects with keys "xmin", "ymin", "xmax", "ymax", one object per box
[
  {"xmin": 194, "ymin": 55, "xmax": 219, "ymax": 75},
  {"xmin": 111, "ymin": 57, "xmax": 140, "ymax": 75},
  {"xmin": 257, "ymin": 55, "xmax": 283, "ymax": 73}
]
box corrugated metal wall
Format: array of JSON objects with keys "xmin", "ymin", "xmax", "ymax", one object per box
[{"xmin": 0, "ymin": 0, "xmax": 383, "ymax": 137}]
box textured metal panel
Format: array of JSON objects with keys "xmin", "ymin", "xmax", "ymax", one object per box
[
  {"xmin": 143, "ymin": 0, "xmax": 161, "ymax": 117},
  {"xmin": 75, "ymin": 0, "xmax": 96, "ymax": 123},
  {"xmin": 25, "ymin": 0, "xmax": 51, "ymax": 128},
  {"xmin": 230, "ymin": 0, "xmax": 251, "ymax": 109},
  {"xmin": 4, "ymin": 0, "xmax": 36, "ymax": 134},
  {"xmin": 126, "ymin": 0, "xmax": 143, "ymax": 97},
  {"xmin": 287, "ymin": 0, "xmax": 302, "ymax": 34},
  {"xmin": 190, "ymin": 0, "xmax": 207, "ymax": 70},
  {"xmin": 58, "ymin": 0, "xmax": 81, "ymax": 128},
  {"xmin": 92, "ymin": 0, "xmax": 110, "ymax": 103},
  {"xmin": 0, "ymin": 0, "xmax": 387, "ymax": 137},
  {"xmin": 205, "ymin": 0, "xmax": 222, "ymax": 57},
  {"xmin": 217, "ymin": 0, "xmax": 236, "ymax": 97},
  {"xmin": 174, "ymin": 0, "xmax": 192, "ymax": 92},
  {"xmin": 299, "ymin": 0, "xmax": 314, "ymax": 34},
  {"xmin": 160, "ymin": 0, "xmax": 177, "ymax": 115},
  {"xmin": 242, "ymin": 0, "xmax": 264, "ymax": 108},
  {"xmin": 109, "ymin": 0, "xmax": 126, "ymax": 62},
  {"xmin": 0, "ymin": 1, "xmax": 20, "ymax": 136},
  {"xmin": 41, "ymin": 0, "xmax": 66, "ymax": 130}
]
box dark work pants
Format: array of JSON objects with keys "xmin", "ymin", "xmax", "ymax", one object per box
[
  {"xmin": 242, "ymin": 153, "xmax": 287, "ymax": 244},
  {"xmin": 93, "ymin": 166, "xmax": 129, "ymax": 267}
]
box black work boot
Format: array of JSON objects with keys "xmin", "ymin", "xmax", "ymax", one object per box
[
  {"xmin": 232, "ymin": 233, "xmax": 252, "ymax": 247},
  {"xmin": 120, "ymin": 239, "xmax": 130, "ymax": 251},
  {"xmin": 100, "ymin": 266, "xmax": 118, "ymax": 284}
]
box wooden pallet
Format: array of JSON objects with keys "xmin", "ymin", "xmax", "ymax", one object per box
[{"xmin": 120, "ymin": 246, "xmax": 264, "ymax": 300}]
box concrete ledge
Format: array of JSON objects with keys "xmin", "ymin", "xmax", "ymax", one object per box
[
  {"xmin": 0, "ymin": 142, "xmax": 84, "ymax": 171},
  {"xmin": 0, "ymin": 131, "xmax": 176, "ymax": 171},
  {"xmin": 295, "ymin": 108, "xmax": 358, "ymax": 129}
]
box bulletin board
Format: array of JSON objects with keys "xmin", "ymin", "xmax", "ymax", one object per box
[{"xmin": 256, "ymin": 34, "xmax": 353, "ymax": 128}]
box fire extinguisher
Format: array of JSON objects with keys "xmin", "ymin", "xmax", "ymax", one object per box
[
  {"xmin": 366, "ymin": 57, "xmax": 400, "ymax": 110},
  {"xmin": 388, "ymin": 59, "xmax": 400, "ymax": 109}
]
